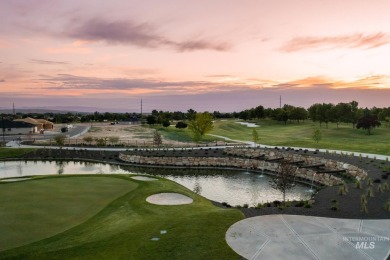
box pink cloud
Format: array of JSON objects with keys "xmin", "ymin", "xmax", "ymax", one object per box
[
  {"xmin": 65, "ymin": 18, "xmax": 231, "ymax": 52},
  {"xmin": 280, "ymin": 33, "xmax": 390, "ymax": 52}
]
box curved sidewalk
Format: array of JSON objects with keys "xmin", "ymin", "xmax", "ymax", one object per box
[
  {"xmin": 5, "ymin": 134, "xmax": 390, "ymax": 161},
  {"xmin": 226, "ymin": 214, "xmax": 390, "ymax": 260},
  {"xmin": 208, "ymin": 134, "xmax": 390, "ymax": 161}
]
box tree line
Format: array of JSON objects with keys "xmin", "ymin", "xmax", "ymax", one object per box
[{"xmin": 2, "ymin": 101, "xmax": 390, "ymax": 129}]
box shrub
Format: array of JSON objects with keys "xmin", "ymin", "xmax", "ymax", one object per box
[
  {"xmin": 366, "ymin": 177, "xmax": 373, "ymax": 187},
  {"xmin": 383, "ymin": 182, "xmax": 389, "ymax": 191},
  {"xmin": 243, "ymin": 203, "xmax": 249, "ymax": 208},
  {"xmin": 273, "ymin": 200, "xmax": 282, "ymax": 206},
  {"xmin": 83, "ymin": 136, "xmax": 94, "ymax": 145},
  {"xmin": 221, "ymin": 202, "xmax": 232, "ymax": 208},
  {"xmin": 175, "ymin": 121, "xmax": 188, "ymax": 129},
  {"xmin": 95, "ymin": 137, "xmax": 107, "ymax": 146},
  {"xmin": 330, "ymin": 201, "xmax": 339, "ymax": 211},
  {"xmin": 377, "ymin": 184, "xmax": 384, "ymax": 193},
  {"xmin": 108, "ymin": 136, "xmax": 119, "ymax": 145},
  {"xmin": 385, "ymin": 201, "xmax": 390, "ymax": 212},
  {"xmin": 356, "ymin": 180, "xmax": 362, "ymax": 189},
  {"xmin": 162, "ymin": 120, "xmax": 170, "ymax": 127},
  {"xmin": 361, "ymin": 194, "xmax": 367, "ymax": 204},
  {"xmin": 256, "ymin": 203, "xmax": 263, "ymax": 209},
  {"xmin": 54, "ymin": 134, "xmax": 66, "ymax": 146},
  {"xmin": 294, "ymin": 201, "xmax": 305, "ymax": 207},
  {"xmin": 338, "ymin": 186, "xmax": 346, "ymax": 196},
  {"xmin": 361, "ymin": 202, "xmax": 368, "ymax": 213},
  {"xmin": 366, "ymin": 187, "xmax": 374, "ymax": 197}
]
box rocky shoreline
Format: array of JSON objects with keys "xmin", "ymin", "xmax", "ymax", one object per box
[{"xmin": 7, "ymin": 146, "xmax": 390, "ymax": 219}]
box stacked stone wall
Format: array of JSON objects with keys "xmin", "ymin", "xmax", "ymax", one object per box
[{"xmin": 119, "ymin": 151, "xmax": 352, "ymax": 186}]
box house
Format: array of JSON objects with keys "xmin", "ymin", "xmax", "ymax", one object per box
[
  {"xmin": 36, "ymin": 119, "xmax": 54, "ymax": 130},
  {"xmin": 0, "ymin": 119, "xmax": 37, "ymax": 135},
  {"xmin": 14, "ymin": 117, "xmax": 54, "ymax": 131}
]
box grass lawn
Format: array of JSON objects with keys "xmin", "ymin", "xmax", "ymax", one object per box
[
  {"xmin": 0, "ymin": 148, "xmax": 36, "ymax": 159},
  {"xmin": 211, "ymin": 119, "xmax": 390, "ymax": 155},
  {"xmin": 0, "ymin": 175, "xmax": 243, "ymax": 259}
]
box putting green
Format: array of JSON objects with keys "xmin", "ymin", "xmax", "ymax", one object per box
[
  {"xmin": 0, "ymin": 176, "xmax": 137, "ymax": 252},
  {"xmin": 0, "ymin": 175, "xmax": 243, "ymax": 259}
]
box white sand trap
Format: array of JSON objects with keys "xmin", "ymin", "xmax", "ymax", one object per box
[
  {"xmin": 131, "ymin": 176, "xmax": 158, "ymax": 181},
  {"xmin": 1, "ymin": 177, "xmax": 32, "ymax": 182},
  {"xmin": 146, "ymin": 193, "xmax": 193, "ymax": 205}
]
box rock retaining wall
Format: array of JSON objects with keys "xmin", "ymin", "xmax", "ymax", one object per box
[
  {"xmin": 119, "ymin": 151, "xmax": 350, "ymax": 186},
  {"xmin": 225, "ymin": 148, "xmax": 367, "ymax": 181}
]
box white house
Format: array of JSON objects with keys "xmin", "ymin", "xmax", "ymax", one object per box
[{"xmin": 0, "ymin": 119, "xmax": 37, "ymax": 135}]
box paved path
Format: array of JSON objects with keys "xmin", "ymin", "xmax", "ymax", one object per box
[
  {"xmin": 208, "ymin": 134, "xmax": 390, "ymax": 161},
  {"xmin": 5, "ymin": 133, "xmax": 390, "ymax": 161},
  {"xmin": 226, "ymin": 215, "xmax": 390, "ymax": 260}
]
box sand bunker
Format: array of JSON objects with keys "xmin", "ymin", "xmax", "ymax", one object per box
[
  {"xmin": 146, "ymin": 193, "xmax": 193, "ymax": 205},
  {"xmin": 1, "ymin": 177, "xmax": 32, "ymax": 182},
  {"xmin": 131, "ymin": 176, "xmax": 158, "ymax": 181}
]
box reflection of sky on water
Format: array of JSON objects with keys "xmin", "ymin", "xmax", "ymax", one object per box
[
  {"xmin": 160, "ymin": 171, "xmax": 311, "ymax": 206},
  {"xmin": 0, "ymin": 161, "xmax": 130, "ymax": 178},
  {"xmin": 0, "ymin": 161, "xmax": 311, "ymax": 206}
]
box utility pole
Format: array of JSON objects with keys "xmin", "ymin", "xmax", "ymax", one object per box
[
  {"xmin": 279, "ymin": 95, "xmax": 282, "ymax": 108},
  {"xmin": 141, "ymin": 99, "xmax": 143, "ymax": 118},
  {"xmin": 13, "ymin": 102, "xmax": 15, "ymax": 116}
]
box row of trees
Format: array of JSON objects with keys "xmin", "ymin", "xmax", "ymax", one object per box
[{"xmin": 3, "ymin": 100, "xmax": 390, "ymax": 129}]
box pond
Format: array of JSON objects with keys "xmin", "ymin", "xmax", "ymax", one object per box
[{"xmin": 0, "ymin": 161, "xmax": 312, "ymax": 206}]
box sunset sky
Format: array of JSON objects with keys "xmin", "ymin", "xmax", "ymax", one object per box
[{"xmin": 1, "ymin": 0, "xmax": 390, "ymax": 112}]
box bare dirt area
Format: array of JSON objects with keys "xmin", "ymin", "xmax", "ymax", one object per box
[{"xmin": 72, "ymin": 123, "xmax": 196, "ymax": 147}]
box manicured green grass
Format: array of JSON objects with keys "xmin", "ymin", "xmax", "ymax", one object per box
[
  {"xmin": 0, "ymin": 176, "xmax": 137, "ymax": 252},
  {"xmin": 0, "ymin": 175, "xmax": 243, "ymax": 259},
  {"xmin": 211, "ymin": 119, "xmax": 390, "ymax": 155},
  {"xmin": 0, "ymin": 148, "xmax": 36, "ymax": 159}
]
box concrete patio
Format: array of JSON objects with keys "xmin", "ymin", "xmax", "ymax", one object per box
[{"xmin": 226, "ymin": 214, "xmax": 390, "ymax": 260}]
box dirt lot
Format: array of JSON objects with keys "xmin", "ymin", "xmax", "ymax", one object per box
[{"xmin": 72, "ymin": 123, "xmax": 195, "ymax": 147}]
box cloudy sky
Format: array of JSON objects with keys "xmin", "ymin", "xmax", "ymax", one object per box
[{"xmin": 1, "ymin": 0, "xmax": 390, "ymax": 112}]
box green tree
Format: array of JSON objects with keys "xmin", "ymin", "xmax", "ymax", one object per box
[
  {"xmin": 162, "ymin": 120, "xmax": 170, "ymax": 127},
  {"xmin": 54, "ymin": 134, "xmax": 66, "ymax": 146},
  {"xmin": 312, "ymin": 127, "xmax": 322, "ymax": 144},
  {"xmin": 269, "ymin": 160, "xmax": 297, "ymax": 205},
  {"xmin": 252, "ymin": 129, "xmax": 259, "ymax": 146},
  {"xmin": 188, "ymin": 112, "xmax": 214, "ymax": 142},
  {"xmin": 146, "ymin": 115, "xmax": 157, "ymax": 125},
  {"xmin": 153, "ymin": 130, "xmax": 163, "ymax": 146}
]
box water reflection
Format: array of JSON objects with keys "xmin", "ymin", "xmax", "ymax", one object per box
[{"xmin": 0, "ymin": 161, "xmax": 311, "ymax": 206}]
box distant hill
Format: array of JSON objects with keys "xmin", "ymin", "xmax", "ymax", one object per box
[
  {"xmin": 0, "ymin": 108, "xmax": 89, "ymax": 114},
  {"xmin": 0, "ymin": 106, "xmax": 135, "ymax": 114}
]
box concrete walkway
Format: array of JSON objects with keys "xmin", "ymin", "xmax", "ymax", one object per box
[
  {"xmin": 208, "ymin": 134, "xmax": 390, "ymax": 161},
  {"xmin": 226, "ymin": 215, "xmax": 390, "ymax": 260},
  {"xmin": 5, "ymin": 133, "xmax": 390, "ymax": 161}
]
